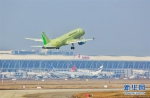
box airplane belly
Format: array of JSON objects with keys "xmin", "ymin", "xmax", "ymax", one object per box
[{"xmin": 51, "ymin": 39, "xmax": 63, "ymax": 47}]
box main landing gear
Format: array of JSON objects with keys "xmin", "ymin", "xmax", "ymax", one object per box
[
  {"xmin": 71, "ymin": 43, "xmax": 75, "ymax": 49},
  {"xmin": 56, "ymin": 47, "xmax": 59, "ymax": 49},
  {"xmin": 71, "ymin": 47, "xmax": 75, "ymax": 49}
]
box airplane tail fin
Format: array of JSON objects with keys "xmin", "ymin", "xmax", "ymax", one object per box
[
  {"xmin": 41, "ymin": 32, "xmax": 51, "ymax": 45},
  {"xmin": 70, "ymin": 66, "xmax": 76, "ymax": 72},
  {"xmin": 50, "ymin": 65, "xmax": 56, "ymax": 72},
  {"xmin": 98, "ymin": 65, "xmax": 103, "ymax": 72}
]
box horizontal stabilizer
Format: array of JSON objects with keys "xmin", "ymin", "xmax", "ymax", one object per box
[
  {"xmin": 24, "ymin": 37, "xmax": 43, "ymax": 42},
  {"xmin": 31, "ymin": 46, "xmax": 43, "ymax": 47}
]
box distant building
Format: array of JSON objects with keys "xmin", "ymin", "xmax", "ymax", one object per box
[
  {"xmin": 70, "ymin": 52, "xmax": 73, "ymax": 56},
  {"xmin": 13, "ymin": 50, "xmax": 37, "ymax": 55},
  {"xmin": 0, "ymin": 50, "xmax": 72, "ymax": 56},
  {"xmin": 0, "ymin": 50, "xmax": 13, "ymax": 54},
  {"xmin": 47, "ymin": 51, "xmax": 74, "ymax": 56},
  {"xmin": 0, "ymin": 55, "xmax": 149, "ymax": 78}
]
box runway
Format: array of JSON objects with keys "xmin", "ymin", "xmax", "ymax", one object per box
[
  {"xmin": 0, "ymin": 79, "xmax": 150, "ymax": 98},
  {"xmin": 0, "ymin": 89, "xmax": 123, "ymax": 98}
]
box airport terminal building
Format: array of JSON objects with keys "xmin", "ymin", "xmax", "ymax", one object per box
[{"xmin": 0, "ymin": 54, "xmax": 150, "ymax": 78}]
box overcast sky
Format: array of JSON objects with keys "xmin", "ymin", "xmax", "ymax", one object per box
[{"xmin": 0, "ymin": 0, "xmax": 150, "ymax": 56}]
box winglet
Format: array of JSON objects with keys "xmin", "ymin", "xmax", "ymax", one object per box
[{"xmin": 93, "ymin": 37, "xmax": 95, "ymax": 40}]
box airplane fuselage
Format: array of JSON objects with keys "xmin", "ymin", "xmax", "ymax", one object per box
[{"xmin": 43, "ymin": 28, "xmax": 85, "ymax": 48}]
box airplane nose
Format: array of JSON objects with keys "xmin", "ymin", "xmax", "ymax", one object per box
[
  {"xmin": 80, "ymin": 28, "xmax": 85, "ymax": 35},
  {"xmin": 82, "ymin": 29, "xmax": 85, "ymax": 35},
  {"xmin": 77, "ymin": 28, "xmax": 85, "ymax": 35}
]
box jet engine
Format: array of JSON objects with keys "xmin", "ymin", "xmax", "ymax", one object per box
[{"xmin": 78, "ymin": 41, "xmax": 86, "ymax": 45}]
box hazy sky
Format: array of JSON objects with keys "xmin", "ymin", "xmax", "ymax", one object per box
[{"xmin": 0, "ymin": 0, "xmax": 150, "ymax": 56}]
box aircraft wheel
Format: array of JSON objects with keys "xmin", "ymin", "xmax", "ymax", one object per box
[
  {"xmin": 71, "ymin": 47, "xmax": 75, "ymax": 49},
  {"xmin": 71, "ymin": 43, "xmax": 75, "ymax": 49}
]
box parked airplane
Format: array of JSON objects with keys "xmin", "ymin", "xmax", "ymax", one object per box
[
  {"xmin": 77, "ymin": 69, "xmax": 90, "ymax": 72},
  {"xmin": 77, "ymin": 65, "xmax": 105, "ymax": 73},
  {"xmin": 100, "ymin": 71, "xmax": 114, "ymax": 77},
  {"xmin": 129, "ymin": 69, "xmax": 148, "ymax": 79},
  {"xmin": 49, "ymin": 65, "xmax": 76, "ymax": 72},
  {"xmin": 132, "ymin": 69, "xmax": 148, "ymax": 75},
  {"xmin": 70, "ymin": 65, "xmax": 103, "ymax": 78},
  {"xmin": 70, "ymin": 66, "xmax": 76, "ymax": 72},
  {"xmin": 89, "ymin": 66, "xmax": 103, "ymax": 76},
  {"xmin": 78, "ymin": 67, "xmax": 114, "ymax": 78},
  {"xmin": 51, "ymin": 65, "xmax": 103, "ymax": 78},
  {"xmin": 25, "ymin": 28, "xmax": 94, "ymax": 49},
  {"xmin": 130, "ymin": 75, "xmax": 136, "ymax": 79},
  {"xmin": 49, "ymin": 65, "xmax": 76, "ymax": 78}
]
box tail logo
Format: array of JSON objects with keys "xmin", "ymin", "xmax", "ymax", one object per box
[{"xmin": 70, "ymin": 66, "xmax": 76, "ymax": 72}]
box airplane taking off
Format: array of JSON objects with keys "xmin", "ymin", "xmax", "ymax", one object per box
[{"xmin": 25, "ymin": 28, "xmax": 94, "ymax": 49}]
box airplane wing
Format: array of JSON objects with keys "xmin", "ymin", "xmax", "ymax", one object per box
[
  {"xmin": 67, "ymin": 38, "xmax": 95, "ymax": 44},
  {"xmin": 24, "ymin": 37, "xmax": 43, "ymax": 42}
]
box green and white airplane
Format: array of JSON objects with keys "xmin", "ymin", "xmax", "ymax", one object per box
[{"xmin": 25, "ymin": 28, "xmax": 95, "ymax": 49}]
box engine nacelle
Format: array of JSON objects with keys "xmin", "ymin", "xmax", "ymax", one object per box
[{"xmin": 78, "ymin": 42, "xmax": 86, "ymax": 45}]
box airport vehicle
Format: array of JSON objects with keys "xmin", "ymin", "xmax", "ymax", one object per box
[{"xmin": 25, "ymin": 28, "xmax": 94, "ymax": 49}]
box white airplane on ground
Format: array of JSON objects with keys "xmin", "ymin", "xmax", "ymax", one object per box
[
  {"xmin": 49, "ymin": 66, "xmax": 76, "ymax": 79},
  {"xmin": 132, "ymin": 69, "xmax": 148, "ymax": 75},
  {"xmin": 77, "ymin": 69, "xmax": 90, "ymax": 72},
  {"xmin": 50, "ymin": 65, "xmax": 103, "ymax": 78},
  {"xmin": 77, "ymin": 66, "xmax": 114, "ymax": 77},
  {"xmin": 129, "ymin": 69, "xmax": 148, "ymax": 79},
  {"xmin": 130, "ymin": 75, "xmax": 136, "ymax": 79},
  {"xmin": 100, "ymin": 71, "xmax": 114, "ymax": 77},
  {"xmin": 77, "ymin": 65, "xmax": 104, "ymax": 73}
]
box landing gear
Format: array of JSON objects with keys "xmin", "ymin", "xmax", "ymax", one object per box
[
  {"xmin": 71, "ymin": 47, "xmax": 75, "ymax": 49},
  {"xmin": 56, "ymin": 47, "xmax": 59, "ymax": 49},
  {"xmin": 71, "ymin": 43, "xmax": 75, "ymax": 49}
]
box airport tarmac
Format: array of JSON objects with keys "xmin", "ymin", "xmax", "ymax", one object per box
[
  {"xmin": 0, "ymin": 89, "xmax": 124, "ymax": 98},
  {"xmin": 0, "ymin": 79, "xmax": 150, "ymax": 98}
]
